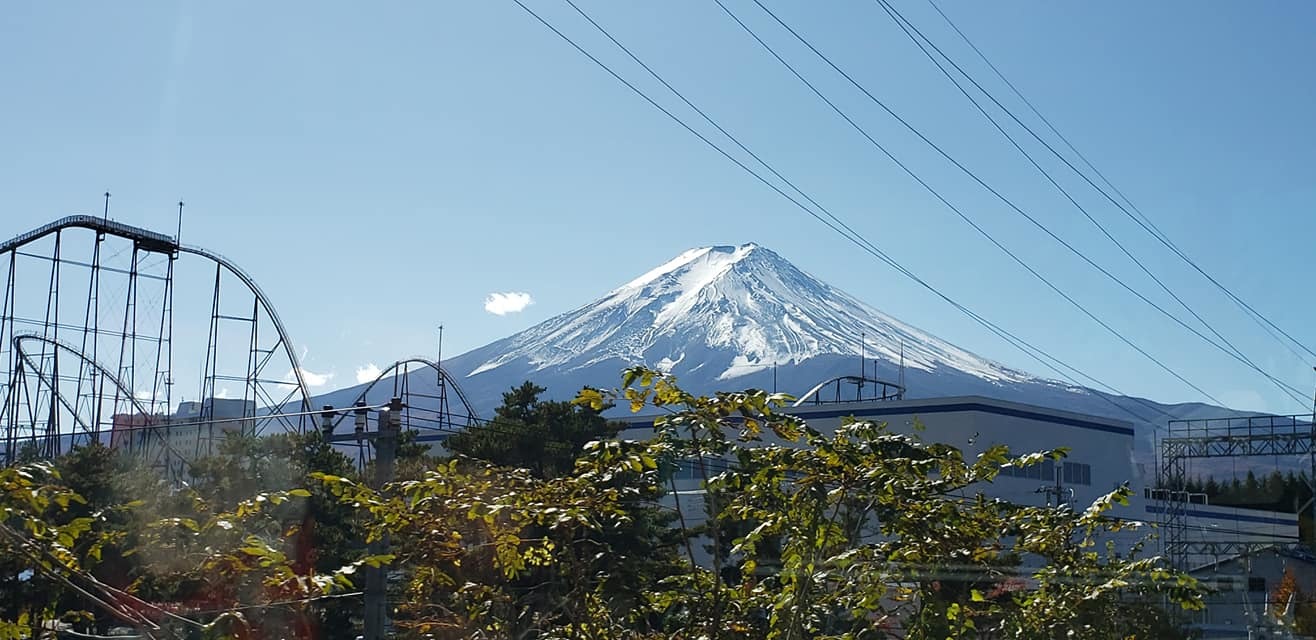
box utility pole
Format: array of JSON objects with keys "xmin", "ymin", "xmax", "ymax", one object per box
[
  {"xmin": 859, "ymin": 331, "xmax": 866, "ymax": 400},
  {"xmin": 319, "ymin": 405, "xmax": 335, "ymax": 439},
  {"xmin": 1309, "ymin": 367, "xmax": 1316, "ymax": 548},
  {"xmin": 364, "ymin": 397, "xmax": 402, "ymax": 640},
  {"xmin": 1038, "ymin": 466, "xmax": 1072, "ymax": 508}
]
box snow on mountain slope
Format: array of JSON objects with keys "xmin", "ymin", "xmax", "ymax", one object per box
[
  {"xmin": 465, "ymin": 243, "xmax": 1037, "ymax": 387},
  {"xmin": 314, "ymin": 242, "xmax": 1259, "ymax": 470}
]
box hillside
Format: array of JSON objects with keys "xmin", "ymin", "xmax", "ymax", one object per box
[{"xmin": 314, "ymin": 243, "xmax": 1254, "ymax": 467}]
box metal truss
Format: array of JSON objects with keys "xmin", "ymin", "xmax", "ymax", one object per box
[
  {"xmin": 1158, "ymin": 413, "xmax": 1315, "ymax": 570},
  {"xmin": 324, "ymin": 357, "xmax": 481, "ymax": 469},
  {"xmin": 0, "ymin": 215, "xmax": 313, "ymax": 478},
  {"xmin": 1179, "ymin": 540, "xmax": 1301, "ymax": 559}
]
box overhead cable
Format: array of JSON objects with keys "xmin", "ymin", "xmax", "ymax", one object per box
[
  {"xmin": 512, "ymin": 0, "xmax": 1177, "ymax": 425},
  {"xmin": 714, "ymin": 0, "xmax": 1227, "ymax": 405},
  {"xmin": 867, "ymin": 0, "xmax": 1307, "ymax": 406}
]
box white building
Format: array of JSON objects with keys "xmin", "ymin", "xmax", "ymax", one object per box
[
  {"xmin": 622, "ymin": 394, "xmax": 1302, "ymax": 633},
  {"xmin": 1188, "ymin": 545, "xmax": 1316, "ymax": 639},
  {"xmin": 111, "ymin": 398, "xmax": 255, "ymax": 475},
  {"xmin": 623, "ymin": 395, "xmax": 1141, "ymax": 536}
]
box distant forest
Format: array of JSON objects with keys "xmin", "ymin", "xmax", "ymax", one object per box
[
  {"xmin": 1183, "ymin": 470, "xmax": 1310, "ymax": 513},
  {"xmin": 1176, "ymin": 468, "xmax": 1313, "ymax": 539},
  {"xmin": 1179, "ymin": 469, "xmax": 1314, "ymax": 539}
]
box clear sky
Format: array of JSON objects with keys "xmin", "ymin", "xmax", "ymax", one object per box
[{"xmin": 3, "ymin": 1, "xmax": 1315, "ymax": 413}]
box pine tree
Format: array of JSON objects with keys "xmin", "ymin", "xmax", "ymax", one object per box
[{"xmin": 445, "ymin": 381, "xmax": 622, "ymax": 478}]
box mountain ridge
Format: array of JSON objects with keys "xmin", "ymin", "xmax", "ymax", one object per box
[
  {"xmin": 314, "ymin": 242, "xmax": 1261, "ymax": 468},
  {"xmin": 465, "ymin": 243, "xmax": 1041, "ymax": 387}
]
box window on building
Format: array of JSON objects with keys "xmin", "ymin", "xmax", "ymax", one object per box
[
  {"xmin": 1000, "ymin": 459, "xmax": 1062, "ymax": 482},
  {"xmin": 1248, "ymin": 577, "xmax": 1266, "ymax": 593},
  {"xmin": 1062, "ymin": 462, "xmax": 1091, "ymax": 486}
]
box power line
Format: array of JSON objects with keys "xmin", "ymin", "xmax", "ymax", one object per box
[
  {"xmin": 513, "ymin": 0, "xmax": 1176, "ymax": 426},
  {"xmin": 923, "ymin": 0, "xmax": 1316, "ymax": 368},
  {"xmin": 555, "ymin": 0, "xmax": 1171, "ymax": 424},
  {"xmin": 733, "ymin": 0, "xmax": 1310, "ymax": 407},
  {"xmin": 713, "ymin": 0, "xmax": 1225, "ymax": 406},
  {"xmin": 868, "ymin": 0, "xmax": 1309, "ymax": 407}
]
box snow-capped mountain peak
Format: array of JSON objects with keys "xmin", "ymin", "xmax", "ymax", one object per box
[
  {"xmin": 466, "ymin": 243, "xmax": 1036, "ymax": 385},
  {"xmin": 316, "ymin": 243, "xmax": 1249, "ymax": 473}
]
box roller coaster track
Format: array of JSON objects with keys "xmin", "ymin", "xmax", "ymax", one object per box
[
  {"xmin": 330, "ymin": 357, "xmax": 479, "ymax": 431},
  {"xmin": 11, "ymin": 332, "xmax": 150, "ymax": 427},
  {"xmin": 0, "ymin": 215, "xmax": 313, "ymax": 405},
  {"xmin": 1, "ymin": 215, "xmax": 313, "ymax": 468},
  {"xmin": 792, "ymin": 374, "xmax": 904, "ymax": 407},
  {"xmin": 10, "ymin": 332, "xmax": 194, "ymax": 470}
]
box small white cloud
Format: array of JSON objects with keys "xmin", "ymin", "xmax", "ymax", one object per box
[
  {"xmin": 215, "ymin": 387, "xmax": 231, "ymax": 399},
  {"xmin": 355, "ymin": 363, "xmax": 383, "ymax": 384},
  {"xmin": 484, "ymin": 291, "xmax": 534, "ymax": 315},
  {"xmin": 287, "ymin": 367, "xmax": 334, "ymax": 388}
]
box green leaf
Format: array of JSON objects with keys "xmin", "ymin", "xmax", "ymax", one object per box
[{"xmin": 361, "ymin": 554, "xmax": 396, "ymax": 568}]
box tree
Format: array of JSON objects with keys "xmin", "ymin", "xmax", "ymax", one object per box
[
  {"xmin": 4, "ymin": 370, "xmax": 1208, "ymax": 639},
  {"xmin": 440, "ymin": 380, "xmax": 683, "ymax": 632},
  {"xmin": 0, "ymin": 461, "xmax": 103, "ymax": 639},
  {"xmin": 578, "ymin": 367, "xmax": 1206, "ymax": 639},
  {"xmin": 313, "ymin": 454, "xmax": 648, "ymax": 638},
  {"xmin": 168, "ymin": 430, "xmax": 366, "ymax": 640},
  {"xmin": 445, "ymin": 381, "xmax": 621, "ymax": 479},
  {"xmin": 2, "ymin": 435, "xmax": 369, "ymax": 639}
]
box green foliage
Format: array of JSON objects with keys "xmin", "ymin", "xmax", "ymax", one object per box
[
  {"xmin": 2, "ymin": 369, "xmax": 1206, "ymax": 639},
  {"xmin": 445, "ymin": 381, "xmax": 622, "ymax": 479},
  {"xmin": 0, "ymin": 460, "xmax": 97, "ymax": 639},
  {"xmin": 154, "ymin": 431, "xmax": 366, "ymax": 639},
  {"xmin": 1, "ymin": 435, "xmax": 367, "ymax": 640},
  {"xmin": 592, "ymin": 366, "xmax": 1206, "ymax": 639}
]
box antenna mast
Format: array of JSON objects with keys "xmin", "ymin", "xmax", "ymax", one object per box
[
  {"xmin": 859, "ymin": 331, "xmax": 866, "ymax": 400},
  {"xmin": 898, "ymin": 340, "xmax": 906, "ymax": 400},
  {"xmin": 437, "ymin": 324, "xmax": 445, "ymax": 386},
  {"xmin": 175, "ymin": 201, "xmax": 185, "ymax": 244}
]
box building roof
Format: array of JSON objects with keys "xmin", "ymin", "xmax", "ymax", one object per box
[{"xmin": 619, "ymin": 394, "xmax": 1135, "ymax": 437}]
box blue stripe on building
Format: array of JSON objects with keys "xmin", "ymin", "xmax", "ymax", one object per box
[{"xmin": 1144, "ymin": 505, "xmax": 1297, "ymax": 526}]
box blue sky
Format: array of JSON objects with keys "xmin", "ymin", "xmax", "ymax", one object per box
[{"xmin": 3, "ymin": 1, "xmax": 1315, "ymax": 412}]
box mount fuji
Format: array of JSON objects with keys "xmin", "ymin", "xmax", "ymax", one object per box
[{"xmin": 316, "ymin": 243, "xmax": 1245, "ymax": 462}]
